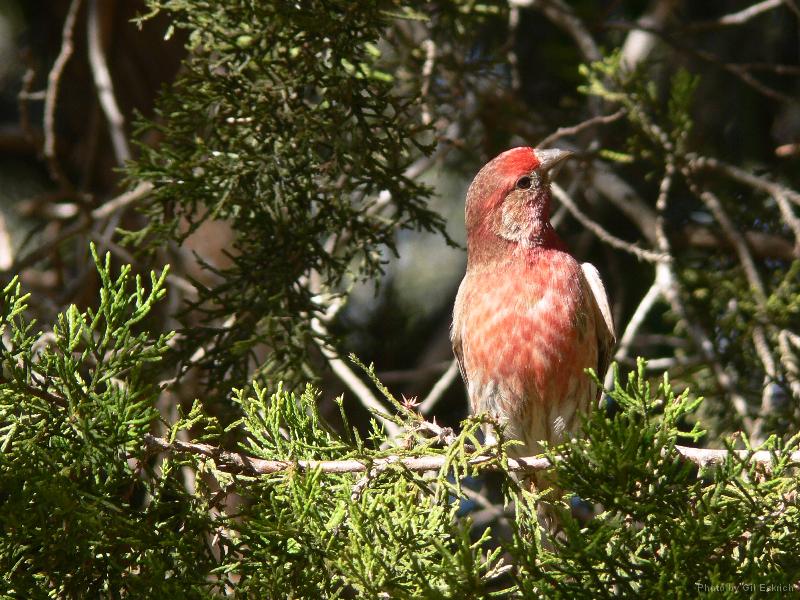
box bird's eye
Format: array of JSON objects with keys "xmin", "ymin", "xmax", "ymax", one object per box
[{"xmin": 515, "ymin": 176, "xmax": 532, "ymax": 190}]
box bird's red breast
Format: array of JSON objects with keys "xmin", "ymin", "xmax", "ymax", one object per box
[
  {"xmin": 451, "ymin": 147, "xmax": 614, "ymax": 456},
  {"xmin": 452, "ymin": 246, "xmax": 600, "ymax": 452}
]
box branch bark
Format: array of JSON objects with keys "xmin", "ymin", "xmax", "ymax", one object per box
[
  {"xmin": 144, "ymin": 434, "xmax": 800, "ymax": 476},
  {"xmin": 43, "ymin": 0, "xmax": 83, "ymax": 188}
]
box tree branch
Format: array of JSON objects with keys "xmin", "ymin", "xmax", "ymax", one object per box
[
  {"xmin": 536, "ymin": 109, "xmax": 626, "ymax": 149},
  {"xmin": 605, "ymin": 276, "xmax": 663, "ymax": 389},
  {"xmin": 87, "ymin": 0, "xmax": 131, "ymax": 166},
  {"xmin": 419, "ymin": 359, "xmax": 460, "ymax": 415},
  {"xmin": 43, "ymin": 0, "xmax": 83, "ymax": 188},
  {"xmin": 143, "ymin": 433, "xmax": 800, "ymax": 475},
  {"xmin": 551, "ymin": 181, "xmax": 667, "ymax": 263},
  {"xmin": 310, "ymin": 301, "xmax": 403, "ymax": 440},
  {"xmin": 511, "ymin": 0, "xmax": 601, "ymax": 62},
  {"xmin": 686, "ymin": 0, "xmax": 786, "ymax": 31}
]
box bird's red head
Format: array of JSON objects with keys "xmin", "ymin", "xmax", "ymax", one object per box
[{"xmin": 464, "ymin": 147, "xmax": 572, "ymax": 264}]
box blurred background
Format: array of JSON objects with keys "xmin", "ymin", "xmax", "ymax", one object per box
[{"xmin": 1, "ymin": 0, "xmax": 799, "ymax": 446}]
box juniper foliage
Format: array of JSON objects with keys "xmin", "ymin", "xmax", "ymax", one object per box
[
  {"xmin": 3, "ymin": 1, "xmax": 800, "ymax": 597},
  {"xmin": 1, "ymin": 260, "xmax": 798, "ymax": 595},
  {"xmin": 0, "ymin": 248, "xmax": 216, "ymax": 596},
  {"xmin": 127, "ymin": 0, "xmax": 454, "ymax": 392}
]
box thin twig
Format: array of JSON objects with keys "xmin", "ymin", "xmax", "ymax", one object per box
[
  {"xmin": 657, "ymin": 263, "xmax": 755, "ymax": 433},
  {"xmin": 303, "ymin": 131, "xmax": 462, "ymax": 438},
  {"xmin": 677, "ymin": 225, "xmax": 797, "ymax": 261},
  {"xmin": 605, "ymin": 277, "xmax": 663, "ymax": 389},
  {"xmin": 377, "ymin": 361, "xmax": 451, "ymax": 384},
  {"xmin": 43, "ymin": 0, "xmax": 83, "ymax": 188},
  {"xmin": 695, "ymin": 188, "xmax": 770, "ymax": 303},
  {"xmin": 693, "ymin": 187, "xmax": 781, "ymax": 442},
  {"xmin": 17, "ymin": 59, "xmax": 38, "ymax": 145},
  {"xmin": 550, "ymin": 181, "xmax": 667, "ymax": 263},
  {"xmin": 511, "ymin": 0, "xmax": 601, "ymax": 62},
  {"xmin": 737, "ymin": 62, "xmax": 800, "ymax": 76},
  {"xmin": 506, "ymin": 4, "xmax": 521, "ymax": 91},
  {"xmin": 686, "ymin": 0, "xmax": 785, "ymax": 31},
  {"xmin": 536, "ymin": 109, "xmax": 626, "ymax": 149},
  {"xmin": 688, "ymin": 154, "xmax": 800, "ymax": 241},
  {"xmin": 2, "ymin": 216, "xmax": 89, "ymax": 275},
  {"xmin": 650, "ymin": 163, "xmax": 755, "ymax": 433},
  {"xmin": 419, "ymin": 39, "xmax": 436, "ymax": 126},
  {"xmin": 606, "ymin": 20, "xmax": 798, "ymax": 104},
  {"xmin": 590, "ymin": 163, "xmax": 660, "ymax": 245},
  {"xmin": 87, "ymin": 0, "xmax": 131, "ymax": 165},
  {"xmin": 778, "ymin": 330, "xmax": 800, "ymax": 400},
  {"xmin": 419, "ymin": 359, "xmax": 459, "ymax": 415},
  {"xmin": 619, "ymin": 355, "xmax": 704, "ymax": 370},
  {"xmin": 0, "ymin": 374, "xmax": 68, "ymax": 408},
  {"xmin": 91, "ymin": 181, "xmax": 154, "ymax": 220},
  {"xmin": 783, "ymin": 0, "xmax": 800, "ymax": 19},
  {"xmin": 310, "ymin": 301, "xmax": 402, "ymax": 440},
  {"xmin": 620, "ymin": 0, "xmax": 681, "ymax": 70},
  {"xmin": 2, "ymin": 182, "xmax": 154, "ymax": 276},
  {"xmin": 144, "ymin": 433, "xmax": 800, "ymax": 475}
]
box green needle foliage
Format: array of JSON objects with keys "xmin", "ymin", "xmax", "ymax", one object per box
[
  {"xmin": 127, "ymin": 0, "xmax": 451, "ymax": 393},
  {"xmin": 1, "ymin": 255, "xmax": 799, "ymax": 596},
  {"xmin": 4, "ymin": 1, "xmax": 800, "ymax": 596},
  {"xmin": 524, "ymin": 363, "xmax": 800, "ymax": 598},
  {"xmin": 0, "ymin": 247, "xmax": 216, "ymax": 596}
]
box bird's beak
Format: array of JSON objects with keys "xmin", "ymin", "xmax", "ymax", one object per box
[{"xmin": 534, "ymin": 148, "xmax": 573, "ymax": 173}]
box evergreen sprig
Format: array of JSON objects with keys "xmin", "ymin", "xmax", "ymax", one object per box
[
  {"xmin": 127, "ymin": 0, "xmax": 451, "ymax": 394},
  {"xmin": 0, "ymin": 247, "xmax": 216, "ymax": 596},
  {"xmin": 1, "ymin": 253, "xmax": 798, "ymax": 595}
]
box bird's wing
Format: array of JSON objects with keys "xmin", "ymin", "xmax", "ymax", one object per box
[
  {"xmin": 451, "ymin": 277, "xmax": 470, "ymax": 393},
  {"xmin": 581, "ymin": 262, "xmax": 615, "ymax": 379}
]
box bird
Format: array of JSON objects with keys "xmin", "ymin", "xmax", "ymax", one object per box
[{"xmin": 451, "ymin": 146, "xmax": 615, "ymax": 532}]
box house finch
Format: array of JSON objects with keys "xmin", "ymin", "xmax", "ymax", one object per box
[{"xmin": 451, "ymin": 146, "xmax": 614, "ymax": 528}]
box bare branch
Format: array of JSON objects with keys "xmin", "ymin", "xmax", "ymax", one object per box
[
  {"xmin": 91, "ymin": 181, "xmax": 154, "ymax": 220},
  {"xmin": 43, "ymin": 0, "xmax": 83, "ymax": 188},
  {"xmin": 783, "ymin": 0, "xmax": 800, "ymax": 19},
  {"xmin": 17, "ymin": 62, "xmax": 38, "ymax": 146},
  {"xmin": 688, "ymin": 154, "xmax": 800, "ymax": 247},
  {"xmin": 621, "ymin": 355, "xmax": 704, "ymax": 370},
  {"xmin": 606, "ymin": 20, "xmax": 799, "ymax": 104},
  {"xmin": 144, "ymin": 433, "xmax": 800, "ymax": 475},
  {"xmin": 685, "ymin": 165, "xmax": 795, "ymax": 441},
  {"xmin": 419, "ymin": 39, "xmax": 436, "ymax": 126},
  {"xmin": 737, "ymin": 62, "xmax": 800, "ymax": 76},
  {"xmin": 621, "ymin": 0, "xmax": 681, "ymax": 70},
  {"xmin": 87, "ymin": 0, "xmax": 131, "ymax": 165},
  {"xmin": 778, "ymin": 330, "xmax": 800, "ymax": 400},
  {"xmin": 605, "ymin": 277, "xmax": 663, "ymax": 389},
  {"xmin": 694, "ymin": 189, "xmax": 768, "ymax": 302},
  {"xmin": 656, "ymin": 262, "xmax": 755, "ymax": 433},
  {"xmin": 310, "ymin": 305, "xmax": 403, "ymax": 440},
  {"xmin": 506, "ymin": 4, "xmax": 522, "ymax": 91},
  {"xmin": 419, "ymin": 359, "xmax": 460, "ymax": 415},
  {"xmin": 591, "ymin": 163, "xmax": 659, "ymax": 245},
  {"xmin": 536, "ymin": 109, "xmax": 626, "ymax": 149},
  {"xmin": 377, "ymin": 361, "xmax": 451, "ymax": 384},
  {"xmin": 2, "ymin": 182, "xmax": 155, "ymax": 276},
  {"xmin": 650, "ymin": 164, "xmax": 755, "ymax": 433},
  {"xmin": 686, "ymin": 0, "xmax": 786, "ymax": 31},
  {"xmin": 551, "ymin": 181, "xmax": 667, "ymax": 263},
  {"xmin": 676, "ymin": 226, "xmax": 797, "ymax": 261},
  {"xmin": 588, "ymin": 164, "xmax": 793, "ymax": 260},
  {"xmin": 510, "ymin": 0, "xmax": 601, "ymax": 62}
]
